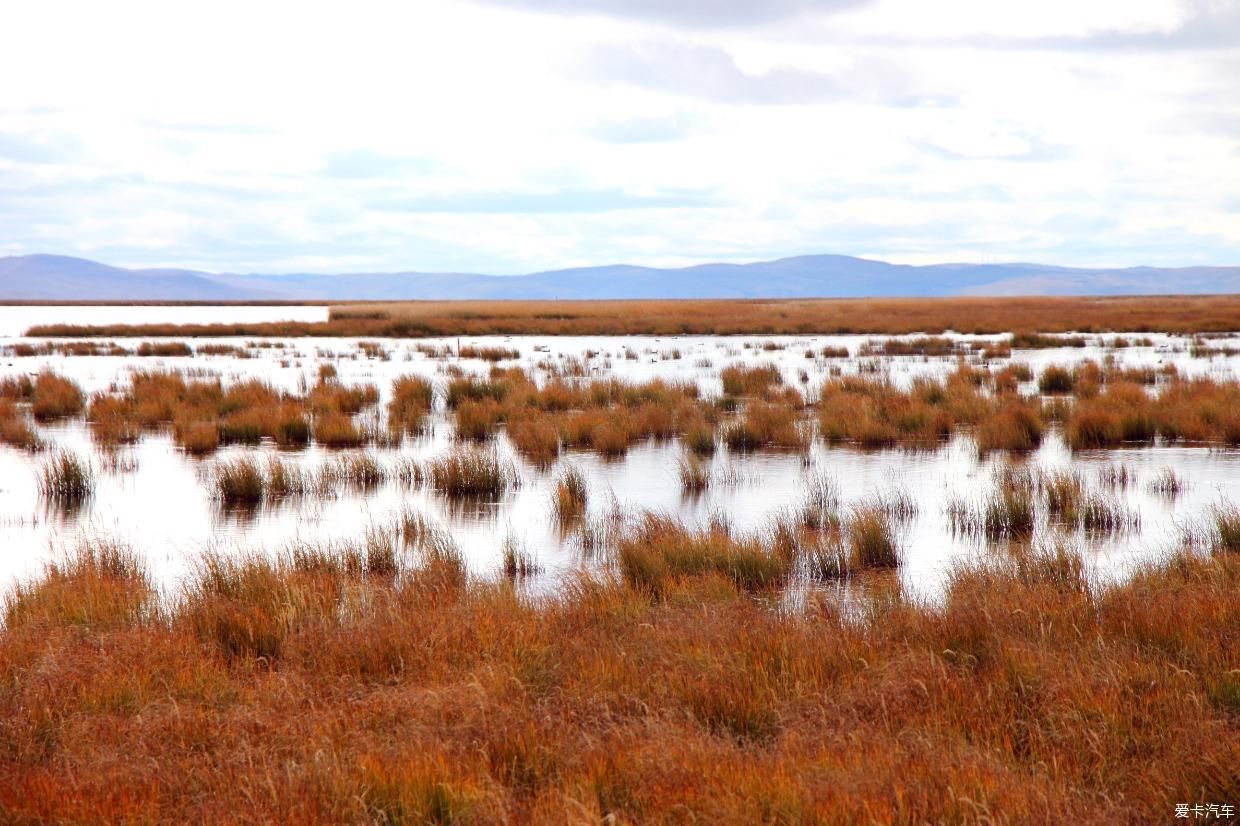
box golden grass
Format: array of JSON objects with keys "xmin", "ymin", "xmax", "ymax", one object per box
[
  {"xmin": 2, "ymin": 530, "xmax": 1237, "ymax": 822},
  {"xmin": 550, "ymin": 465, "xmax": 588, "ymax": 523},
  {"xmin": 26, "ymin": 294, "xmax": 1240, "ymax": 337},
  {"xmin": 388, "ymin": 375, "xmax": 434, "ymax": 435},
  {"xmin": 0, "ymin": 399, "xmax": 41, "ymax": 450},
  {"xmin": 426, "ymin": 448, "xmax": 518, "ymax": 498},
  {"xmin": 31, "ymin": 371, "xmax": 85, "ymax": 421}
]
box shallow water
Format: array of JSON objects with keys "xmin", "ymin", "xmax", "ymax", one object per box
[{"xmin": 3, "ymin": 316, "xmax": 1240, "ymax": 600}]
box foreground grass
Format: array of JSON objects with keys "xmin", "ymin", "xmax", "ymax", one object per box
[
  {"xmin": 25, "ymin": 294, "xmax": 1240, "ymax": 337},
  {"xmin": 1, "ymin": 532, "xmax": 1237, "ymax": 823}
]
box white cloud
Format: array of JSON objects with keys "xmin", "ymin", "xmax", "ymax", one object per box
[{"xmin": 0, "ymin": 0, "xmax": 1236, "ymax": 272}]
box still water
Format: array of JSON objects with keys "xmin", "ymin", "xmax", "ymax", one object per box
[{"xmin": 2, "ymin": 306, "xmax": 1239, "ymax": 600}]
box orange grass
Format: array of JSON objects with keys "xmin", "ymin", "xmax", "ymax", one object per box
[
  {"xmin": 388, "ymin": 375, "xmax": 434, "ymax": 435},
  {"xmin": 1, "ymin": 531, "xmax": 1237, "ymax": 822},
  {"xmin": 25, "ymin": 294, "xmax": 1240, "ymax": 337},
  {"xmin": 31, "ymin": 371, "xmax": 85, "ymax": 420},
  {"xmin": 0, "ymin": 399, "xmax": 41, "ymax": 450}
]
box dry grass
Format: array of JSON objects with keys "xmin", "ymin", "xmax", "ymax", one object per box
[
  {"xmin": 135, "ymin": 341, "xmax": 194, "ymax": 357},
  {"xmin": 31, "ymin": 371, "xmax": 86, "ymax": 421},
  {"xmin": 1063, "ymin": 373, "xmax": 1240, "ymax": 449},
  {"xmin": 677, "ymin": 456, "xmax": 712, "ymax": 493},
  {"xmin": 36, "ymin": 450, "xmax": 95, "ymax": 503},
  {"xmin": 720, "ymin": 363, "xmax": 783, "ymax": 397},
  {"xmin": 818, "ymin": 368, "xmax": 1001, "ymax": 448},
  {"xmin": 550, "ymin": 465, "xmax": 588, "ymax": 523},
  {"xmin": 617, "ymin": 513, "xmax": 793, "ymax": 594},
  {"xmin": 722, "ymin": 401, "xmax": 808, "ymax": 451},
  {"xmin": 0, "ymin": 399, "xmax": 41, "ymax": 450},
  {"xmin": 27, "ymin": 294, "xmax": 1240, "ymax": 336},
  {"xmin": 2, "ymin": 531, "xmax": 1236, "ymax": 822},
  {"xmin": 211, "ymin": 457, "xmax": 267, "ymax": 505},
  {"xmin": 426, "ymin": 448, "xmax": 518, "ymax": 498},
  {"xmin": 387, "ymin": 375, "xmax": 433, "ymax": 435}
]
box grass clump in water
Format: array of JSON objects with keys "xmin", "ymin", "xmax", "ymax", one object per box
[
  {"xmin": 31, "ymin": 371, "xmax": 86, "ymax": 421},
  {"xmin": 426, "ymin": 449, "xmax": 517, "ymax": 498},
  {"xmin": 37, "ymin": 450, "xmax": 95, "ymax": 503}
]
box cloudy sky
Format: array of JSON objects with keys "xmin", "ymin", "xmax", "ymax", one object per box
[{"xmin": 1, "ymin": 0, "xmax": 1237, "ymax": 274}]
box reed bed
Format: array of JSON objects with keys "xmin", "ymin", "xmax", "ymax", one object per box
[
  {"xmin": 28, "ymin": 294, "xmax": 1240, "ymax": 337},
  {"xmin": 721, "ymin": 401, "xmax": 808, "ymax": 451},
  {"xmin": 845, "ymin": 506, "xmax": 902, "ymax": 570},
  {"xmin": 1, "ymin": 524, "xmax": 1237, "ymax": 822},
  {"xmin": 818, "ymin": 367, "xmax": 1006, "ymax": 448},
  {"xmin": 83, "ymin": 370, "xmax": 322, "ymax": 453},
  {"xmin": 949, "ymin": 486, "xmax": 1035, "ymax": 538},
  {"xmin": 0, "ymin": 374, "xmax": 34, "ymax": 400}
]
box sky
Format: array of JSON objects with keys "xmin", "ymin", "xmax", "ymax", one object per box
[{"xmin": 0, "ymin": 0, "xmax": 1237, "ymax": 274}]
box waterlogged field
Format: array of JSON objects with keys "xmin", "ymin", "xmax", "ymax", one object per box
[
  {"xmin": 4, "ymin": 306, "xmax": 1240, "ymax": 821},
  {"xmin": 2, "ymin": 319, "xmax": 1240, "ymax": 599}
]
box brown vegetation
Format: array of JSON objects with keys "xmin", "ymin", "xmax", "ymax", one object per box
[
  {"xmin": 25, "ymin": 294, "xmax": 1240, "ymax": 337},
  {"xmin": 81, "ymin": 371, "xmax": 372, "ymax": 454},
  {"xmin": 1, "ymin": 525, "xmax": 1236, "ymax": 822},
  {"xmin": 0, "ymin": 399, "xmax": 41, "ymax": 450}
]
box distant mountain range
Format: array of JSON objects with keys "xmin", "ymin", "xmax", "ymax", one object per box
[{"xmin": 2, "ymin": 253, "xmax": 1239, "ymax": 301}]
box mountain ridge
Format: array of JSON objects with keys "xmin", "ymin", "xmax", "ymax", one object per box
[{"xmin": 2, "ymin": 253, "xmax": 1239, "ymax": 301}]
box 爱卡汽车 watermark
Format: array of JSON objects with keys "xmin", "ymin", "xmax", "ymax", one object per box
[{"xmin": 1176, "ymin": 803, "xmax": 1235, "ymax": 819}]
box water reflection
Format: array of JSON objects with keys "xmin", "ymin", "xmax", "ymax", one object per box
[{"xmin": 1, "ymin": 325, "xmax": 1239, "ymax": 599}]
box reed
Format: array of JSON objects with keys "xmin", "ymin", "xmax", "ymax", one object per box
[
  {"xmin": 1077, "ymin": 492, "xmax": 1140, "ymax": 533},
  {"xmin": 617, "ymin": 513, "xmax": 792, "ymax": 593},
  {"xmin": 720, "ymin": 363, "xmax": 783, "ymax": 397},
  {"xmin": 388, "ymin": 375, "xmax": 433, "ymax": 435},
  {"xmin": 212, "ymin": 457, "xmax": 266, "ymax": 504},
  {"xmin": 31, "ymin": 371, "xmax": 85, "ymax": 420},
  {"xmin": 506, "ymin": 418, "xmax": 560, "ymax": 465},
  {"xmin": 1037, "ymin": 364, "xmax": 1075, "ymax": 394},
  {"xmin": 135, "ymin": 341, "xmax": 193, "ymax": 357},
  {"xmin": 551, "ymin": 465, "xmax": 588, "ymax": 522},
  {"xmin": 677, "ymin": 456, "xmax": 711, "ymax": 493},
  {"xmin": 313, "ymin": 412, "xmax": 366, "ymax": 448},
  {"xmin": 37, "ymin": 450, "xmax": 95, "ymax": 502},
  {"xmin": 3, "ymin": 539, "xmax": 151, "ymax": 630},
  {"xmin": 426, "ymin": 449, "xmax": 517, "ymax": 498},
  {"xmin": 722, "ymin": 402, "xmax": 807, "ymax": 451},
  {"xmin": 1211, "ymin": 503, "xmax": 1240, "ymax": 553},
  {"xmin": 845, "ymin": 506, "xmax": 901, "ymax": 570},
  {"xmin": 1, "ymin": 534, "xmax": 1238, "ymax": 822},
  {"xmin": 0, "ymin": 374, "xmax": 35, "ymax": 399},
  {"xmin": 949, "ymin": 485, "xmax": 1035, "ymax": 539},
  {"xmin": 33, "ymin": 294, "xmax": 1240, "ymax": 336},
  {"xmin": 454, "ymin": 399, "xmax": 504, "ymax": 441},
  {"xmin": 1148, "ymin": 467, "xmax": 1183, "ymax": 496},
  {"xmin": 501, "ymin": 536, "xmax": 541, "ymax": 579},
  {"xmin": 0, "ymin": 399, "xmax": 41, "ymax": 450}
]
